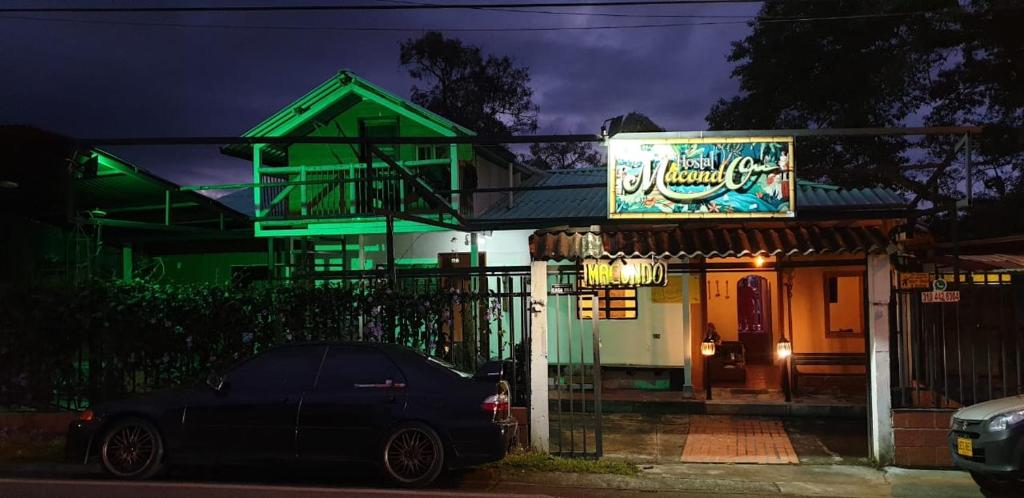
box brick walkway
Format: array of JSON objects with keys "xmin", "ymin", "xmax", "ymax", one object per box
[{"xmin": 680, "ymin": 415, "xmax": 799, "ymax": 464}]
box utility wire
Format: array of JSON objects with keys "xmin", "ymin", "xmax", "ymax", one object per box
[
  {"xmin": 0, "ymin": 1, "xmax": 771, "ymax": 14},
  {"xmin": 0, "ymin": 10, "xmax": 965, "ymax": 33},
  {"xmin": 371, "ymin": 0, "xmax": 756, "ymax": 18}
]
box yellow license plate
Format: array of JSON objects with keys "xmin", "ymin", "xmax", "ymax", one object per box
[{"xmin": 956, "ymin": 437, "xmax": 973, "ymax": 457}]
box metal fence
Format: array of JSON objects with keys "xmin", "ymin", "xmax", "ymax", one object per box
[
  {"xmin": 891, "ymin": 277, "xmax": 1024, "ymax": 409},
  {"xmin": 0, "ymin": 267, "xmax": 533, "ymax": 414},
  {"xmin": 546, "ymin": 269, "xmax": 603, "ymax": 458}
]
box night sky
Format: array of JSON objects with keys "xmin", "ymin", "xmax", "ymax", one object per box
[{"xmin": 0, "ymin": 1, "xmax": 760, "ymax": 188}]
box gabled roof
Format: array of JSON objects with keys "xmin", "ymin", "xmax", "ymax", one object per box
[
  {"xmin": 0, "ymin": 126, "xmax": 247, "ymax": 227},
  {"xmin": 479, "ymin": 167, "xmax": 908, "ymax": 224},
  {"xmin": 221, "ymin": 70, "xmax": 475, "ymax": 165}
]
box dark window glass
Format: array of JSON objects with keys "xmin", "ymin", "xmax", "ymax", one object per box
[
  {"xmin": 360, "ymin": 118, "xmax": 398, "ymax": 159},
  {"xmin": 226, "ymin": 345, "xmax": 325, "ymax": 392},
  {"xmin": 316, "ymin": 346, "xmax": 405, "ymax": 391}
]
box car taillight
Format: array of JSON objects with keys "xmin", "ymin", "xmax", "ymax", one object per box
[
  {"xmin": 481, "ymin": 394, "xmax": 509, "ymax": 416},
  {"xmin": 79, "ymin": 409, "xmax": 94, "ymax": 422}
]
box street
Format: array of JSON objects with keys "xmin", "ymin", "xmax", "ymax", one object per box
[{"xmin": 0, "ymin": 462, "xmax": 985, "ymax": 498}]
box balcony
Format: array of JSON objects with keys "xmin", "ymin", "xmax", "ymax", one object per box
[{"xmin": 252, "ymin": 147, "xmax": 464, "ymax": 237}]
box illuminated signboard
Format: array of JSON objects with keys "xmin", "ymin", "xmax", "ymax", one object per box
[
  {"xmin": 608, "ymin": 136, "xmax": 795, "ymax": 218},
  {"xmin": 581, "ymin": 258, "xmax": 668, "ymax": 288}
]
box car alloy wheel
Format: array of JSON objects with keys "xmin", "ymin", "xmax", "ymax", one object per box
[
  {"xmin": 100, "ymin": 418, "xmax": 164, "ymax": 480},
  {"xmin": 382, "ymin": 423, "xmax": 444, "ymax": 486}
]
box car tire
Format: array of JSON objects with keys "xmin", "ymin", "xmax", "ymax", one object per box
[
  {"xmin": 970, "ymin": 471, "xmax": 1024, "ymax": 497},
  {"xmin": 381, "ymin": 422, "xmax": 445, "ymax": 487},
  {"xmin": 99, "ymin": 417, "xmax": 165, "ymax": 480}
]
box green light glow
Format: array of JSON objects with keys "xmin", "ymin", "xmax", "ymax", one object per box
[{"xmin": 254, "ymin": 219, "xmax": 447, "ymax": 237}]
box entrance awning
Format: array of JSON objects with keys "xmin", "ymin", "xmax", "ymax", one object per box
[{"xmin": 530, "ymin": 225, "xmax": 891, "ymax": 261}]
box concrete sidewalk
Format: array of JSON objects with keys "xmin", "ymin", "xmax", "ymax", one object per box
[{"xmin": 460, "ymin": 463, "xmax": 983, "ymax": 497}]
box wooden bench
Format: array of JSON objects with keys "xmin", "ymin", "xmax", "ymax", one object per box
[{"xmin": 791, "ymin": 353, "xmax": 866, "ymax": 394}]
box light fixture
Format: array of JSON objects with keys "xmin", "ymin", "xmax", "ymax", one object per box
[
  {"xmin": 754, "ymin": 255, "xmax": 765, "ymax": 268},
  {"xmin": 701, "ymin": 332, "xmax": 716, "ymax": 401},
  {"xmin": 0, "ymin": 180, "xmax": 18, "ymax": 189},
  {"xmin": 776, "ymin": 336, "xmax": 792, "ymax": 359},
  {"xmin": 701, "ymin": 335, "xmax": 717, "ymax": 357}
]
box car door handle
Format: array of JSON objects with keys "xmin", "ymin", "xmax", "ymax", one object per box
[{"xmin": 354, "ymin": 379, "xmax": 406, "ymax": 389}]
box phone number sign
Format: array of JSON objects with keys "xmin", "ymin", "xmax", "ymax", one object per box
[{"xmin": 922, "ymin": 291, "xmax": 960, "ymax": 303}]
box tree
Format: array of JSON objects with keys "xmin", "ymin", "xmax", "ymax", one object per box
[
  {"xmin": 606, "ymin": 112, "xmax": 665, "ymax": 135},
  {"xmin": 522, "ymin": 112, "xmax": 664, "ymax": 170},
  {"xmin": 706, "ymin": 0, "xmax": 1023, "ymax": 211},
  {"xmin": 400, "ymin": 32, "xmax": 538, "ymax": 137},
  {"xmin": 523, "ymin": 142, "xmax": 602, "ymax": 170}
]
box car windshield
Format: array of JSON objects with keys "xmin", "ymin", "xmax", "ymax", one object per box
[{"xmin": 424, "ymin": 355, "xmax": 472, "ymax": 379}]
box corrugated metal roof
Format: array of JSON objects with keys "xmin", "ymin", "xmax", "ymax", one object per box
[
  {"xmin": 933, "ymin": 254, "xmax": 1024, "ymax": 271},
  {"xmin": 530, "ymin": 225, "xmax": 890, "ymax": 261},
  {"xmin": 480, "ymin": 168, "xmax": 906, "ymax": 222}
]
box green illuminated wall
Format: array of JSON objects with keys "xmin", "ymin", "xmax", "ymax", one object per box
[{"xmin": 155, "ymin": 252, "xmax": 266, "ymax": 285}]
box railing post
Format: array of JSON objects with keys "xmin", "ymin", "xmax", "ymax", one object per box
[
  {"xmin": 299, "ymin": 165, "xmax": 308, "ymax": 216},
  {"xmin": 449, "ymin": 143, "xmax": 459, "ymax": 213},
  {"xmin": 253, "ymin": 144, "xmax": 264, "ymax": 219}
]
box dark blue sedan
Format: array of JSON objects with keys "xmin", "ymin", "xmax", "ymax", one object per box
[{"xmin": 67, "ymin": 342, "xmax": 517, "ymax": 487}]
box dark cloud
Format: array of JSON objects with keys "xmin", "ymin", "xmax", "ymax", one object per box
[{"xmin": 0, "ymin": 1, "xmax": 758, "ymax": 185}]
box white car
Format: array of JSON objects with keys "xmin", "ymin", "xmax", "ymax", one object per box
[{"xmin": 948, "ymin": 395, "xmax": 1024, "ymax": 496}]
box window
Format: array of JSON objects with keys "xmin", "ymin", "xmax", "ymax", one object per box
[
  {"xmin": 226, "ymin": 345, "xmax": 325, "ymax": 392},
  {"xmin": 577, "ymin": 288, "xmax": 638, "ymax": 320},
  {"xmin": 415, "ymin": 144, "xmax": 450, "ymax": 161},
  {"xmin": 359, "ymin": 118, "xmax": 399, "ymax": 159},
  {"xmin": 315, "ymin": 346, "xmax": 405, "ymax": 391},
  {"xmin": 824, "ymin": 272, "xmax": 864, "ymax": 337}
]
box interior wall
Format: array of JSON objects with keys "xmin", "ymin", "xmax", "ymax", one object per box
[
  {"xmin": 703, "ymin": 269, "xmax": 780, "ymax": 344},
  {"xmin": 788, "ymin": 264, "xmax": 867, "ymax": 354}
]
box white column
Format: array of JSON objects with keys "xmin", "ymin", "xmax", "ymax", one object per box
[
  {"xmin": 681, "ymin": 270, "xmax": 693, "ymax": 390},
  {"xmin": 867, "ymin": 253, "xmax": 894, "ymax": 465},
  {"xmin": 529, "ymin": 261, "xmax": 550, "ymax": 452}
]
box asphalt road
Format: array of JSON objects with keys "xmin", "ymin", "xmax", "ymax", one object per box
[{"xmin": 0, "ymin": 478, "xmax": 550, "ymax": 498}]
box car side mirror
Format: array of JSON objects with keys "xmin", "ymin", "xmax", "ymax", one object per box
[{"xmin": 206, "ymin": 373, "xmax": 226, "ymax": 392}]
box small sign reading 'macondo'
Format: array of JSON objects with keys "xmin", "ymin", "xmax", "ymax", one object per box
[{"xmin": 581, "ymin": 258, "xmax": 668, "ymax": 288}]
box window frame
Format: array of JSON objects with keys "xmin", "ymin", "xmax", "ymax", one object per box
[
  {"xmin": 359, "ymin": 117, "xmax": 400, "ymax": 159},
  {"xmin": 576, "ymin": 287, "xmax": 639, "ymax": 320},
  {"xmin": 313, "ymin": 345, "xmax": 407, "ymax": 392},
  {"xmin": 823, "ymin": 271, "xmax": 866, "ymax": 338},
  {"xmin": 224, "ymin": 345, "xmax": 327, "ymax": 392}
]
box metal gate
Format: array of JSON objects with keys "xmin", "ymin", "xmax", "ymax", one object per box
[
  {"xmin": 892, "ymin": 276, "xmax": 1024, "ymax": 408},
  {"xmin": 547, "ymin": 271, "xmax": 603, "ymax": 458}
]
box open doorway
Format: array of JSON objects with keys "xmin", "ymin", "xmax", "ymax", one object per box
[{"xmin": 702, "ymin": 270, "xmax": 783, "ymax": 397}]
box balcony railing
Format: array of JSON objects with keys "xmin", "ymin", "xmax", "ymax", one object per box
[{"xmin": 255, "ymin": 156, "xmax": 454, "ymax": 222}]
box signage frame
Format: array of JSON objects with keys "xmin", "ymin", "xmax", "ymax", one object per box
[
  {"xmin": 898, "ymin": 272, "xmax": 932, "ymax": 289},
  {"xmin": 607, "ymin": 135, "xmax": 796, "ymax": 219},
  {"xmin": 579, "ymin": 258, "xmax": 669, "ymax": 289}
]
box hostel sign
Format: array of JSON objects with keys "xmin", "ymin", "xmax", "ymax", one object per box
[
  {"xmin": 581, "ymin": 258, "xmax": 668, "ymax": 288},
  {"xmin": 608, "ymin": 136, "xmax": 795, "ymax": 218}
]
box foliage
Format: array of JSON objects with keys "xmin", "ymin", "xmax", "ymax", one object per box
[
  {"xmin": 522, "ymin": 142, "xmax": 603, "ymax": 170},
  {"xmin": 706, "ymin": 0, "xmax": 1023, "ymax": 210},
  {"xmin": 400, "ymin": 32, "xmax": 538, "ymax": 136},
  {"xmin": 0, "ymin": 279, "xmax": 500, "ymax": 410},
  {"xmin": 606, "ymin": 112, "xmax": 665, "ymax": 134},
  {"xmin": 489, "ymin": 450, "xmax": 639, "ymax": 476},
  {"xmin": 521, "ymin": 112, "xmax": 663, "ymax": 170}
]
